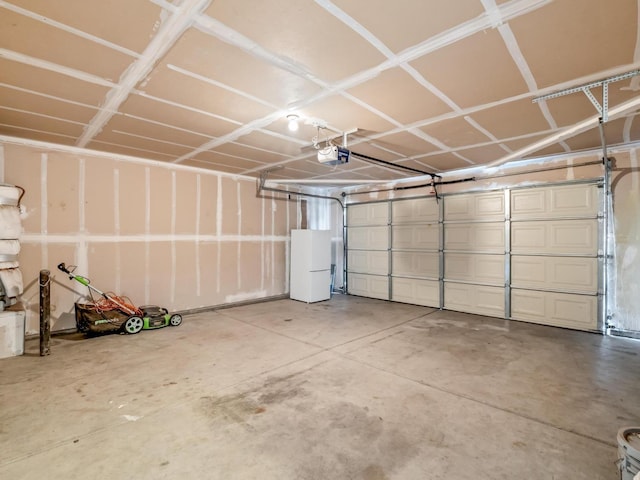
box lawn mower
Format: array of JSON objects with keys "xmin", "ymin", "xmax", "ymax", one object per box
[{"xmin": 57, "ymin": 262, "xmax": 182, "ymax": 335}]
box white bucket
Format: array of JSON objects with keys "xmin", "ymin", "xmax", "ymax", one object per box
[{"xmin": 618, "ymin": 427, "xmax": 640, "ymax": 480}]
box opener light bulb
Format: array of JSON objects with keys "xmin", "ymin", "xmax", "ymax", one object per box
[{"xmin": 287, "ymin": 114, "xmax": 299, "ymax": 132}]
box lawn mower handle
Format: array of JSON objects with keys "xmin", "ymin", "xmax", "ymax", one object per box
[{"xmin": 58, "ymin": 262, "xmax": 73, "ymax": 278}]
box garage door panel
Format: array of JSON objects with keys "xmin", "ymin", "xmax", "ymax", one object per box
[
  {"xmin": 392, "ymin": 198, "xmax": 438, "ymax": 223},
  {"xmin": 348, "ymin": 226, "xmax": 389, "ymax": 250},
  {"xmin": 511, "ymin": 220, "xmax": 598, "ymax": 255},
  {"xmin": 347, "ymin": 250, "xmax": 388, "ymax": 275},
  {"xmin": 444, "ymin": 283, "xmax": 505, "ymax": 317},
  {"xmin": 348, "ymin": 273, "xmax": 389, "ymax": 300},
  {"xmin": 512, "ymin": 256, "xmax": 598, "ymax": 293},
  {"xmin": 393, "ymin": 224, "xmax": 439, "ymax": 250},
  {"xmin": 511, "ymin": 184, "xmax": 598, "ymax": 219},
  {"xmin": 347, "ymin": 203, "xmax": 388, "ymax": 226},
  {"xmin": 511, "ymin": 289, "xmax": 597, "ymax": 330},
  {"xmin": 392, "ymin": 277, "xmax": 439, "ymax": 307},
  {"xmin": 445, "ymin": 253, "xmax": 504, "ymax": 284},
  {"xmin": 445, "ymin": 223, "xmax": 504, "ymax": 253},
  {"xmin": 392, "ymin": 251, "xmax": 439, "ymax": 278},
  {"xmin": 445, "ymin": 192, "xmax": 505, "ymax": 221}
]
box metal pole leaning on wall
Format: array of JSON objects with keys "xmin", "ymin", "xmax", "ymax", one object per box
[{"xmin": 39, "ymin": 269, "xmax": 51, "ymax": 356}]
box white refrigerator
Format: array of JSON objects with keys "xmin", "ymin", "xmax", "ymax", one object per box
[{"xmin": 290, "ymin": 229, "xmax": 332, "ymax": 303}]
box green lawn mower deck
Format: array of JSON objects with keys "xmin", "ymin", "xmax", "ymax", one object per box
[{"xmin": 122, "ymin": 306, "xmax": 182, "ymax": 334}]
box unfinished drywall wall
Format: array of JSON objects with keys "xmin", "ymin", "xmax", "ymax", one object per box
[
  {"xmin": 336, "ymin": 147, "xmax": 640, "ymax": 334},
  {"xmin": 2, "ymin": 141, "xmax": 299, "ymax": 334}
]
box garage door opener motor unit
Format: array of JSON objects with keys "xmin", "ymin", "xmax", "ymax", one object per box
[{"xmin": 57, "ymin": 262, "xmax": 182, "ymax": 335}]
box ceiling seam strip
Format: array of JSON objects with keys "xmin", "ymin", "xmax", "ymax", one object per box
[
  {"xmin": 483, "ymin": 0, "xmax": 571, "ymax": 153},
  {"xmin": 314, "ymin": 0, "xmax": 528, "ymax": 155},
  {"xmin": 0, "ymin": 82, "xmax": 100, "ymax": 111},
  {"xmin": 110, "ymin": 129, "xmax": 201, "ymax": 149},
  {"xmin": 488, "ymin": 95, "xmax": 640, "ymax": 167},
  {"xmin": 166, "ymin": 64, "xmax": 280, "ymax": 110},
  {"xmin": 0, "ymin": 134, "xmax": 275, "ymax": 181},
  {"xmin": 76, "ymin": 0, "xmax": 213, "ymax": 148},
  {"xmin": 133, "ymin": 90, "xmax": 243, "ymax": 126},
  {"xmin": 122, "ymin": 113, "xmax": 215, "ymax": 139},
  {"xmin": 0, "ymin": 106, "xmax": 87, "ymax": 126},
  {"xmin": 313, "ymin": 0, "xmax": 477, "ymax": 154},
  {"xmin": 0, "ymin": 124, "xmax": 77, "ymax": 140},
  {"xmin": 463, "ymin": 116, "xmax": 512, "ymax": 153},
  {"xmin": 89, "ymin": 139, "xmax": 179, "ymax": 159},
  {"xmin": 370, "ymin": 61, "xmax": 640, "ymax": 141},
  {"xmin": 0, "ymin": 0, "xmax": 141, "ymax": 58},
  {"xmin": 180, "ymin": 0, "xmax": 550, "ymax": 166},
  {"xmin": 0, "ymin": 48, "xmax": 116, "ymax": 88}
]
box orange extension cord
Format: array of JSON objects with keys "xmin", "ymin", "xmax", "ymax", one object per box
[{"xmin": 85, "ymin": 293, "xmax": 143, "ymax": 317}]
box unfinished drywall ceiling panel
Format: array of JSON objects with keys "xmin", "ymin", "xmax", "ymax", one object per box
[
  {"xmin": 410, "ymin": 28, "xmax": 529, "ymax": 109},
  {"xmin": 212, "ymin": 142, "xmax": 291, "ymax": 164},
  {"xmin": 163, "ymin": 29, "xmax": 321, "ymax": 108},
  {"xmin": 139, "ymin": 65, "xmax": 274, "ymax": 124},
  {"xmin": 415, "ymin": 153, "xmax": 473, "ymax": 171},
  {"xmin": 420, "ymin": 116, "xmax": 494, "ymax": 149},
  {"xmin": 0, "ymin": 9, "xmax": 132, "ymax": 81},
  {"xmin": 0, "ymin": 86, "xmax": 97, "ymax": 125},
  {"xmin": 206, "ymin": 0, "xmax": 386, "ymax": 83},
  {"xmin": 192, "ymin": 151, "xmax": 266, "ymax": 172},
  {"xmin": 0, "ymin": 59, "xmax": 111, "ymax": 106},
  {"xmin": 502, "ymin": 133, "xmax": 550, "ymax": 151},
  {"xmin": 0, "ymin": 110, "xmax": 83, "ymax": 139},
  {"xmin": 115, "ymin": 162, "xmax": 147, "ymax": 236},
  {"xmin": 186, "ymin": 160, "xmax": 244, "ymax": 175},
  {"xmin": 92, "ymin": 130, "xmax": 195, "ymax": 159},
  {"xmin": 84, "ymin": 144, "xmax": 170, "ymax": 164},
  {"xmin": 332, "ymin": 0, "xmax": 484, "ymax": 53},
  {"xmin": 0, "ymin": 126, "xmax": 74, "ymax": 145},
  {"xmin": 297, "ymin": 95, "xmax": 396, "ymax": 134},
  {"xmin": 509, "ymin": 0, "xmax": 636, "ymax": 88},
  {"xmin": 369, "ymin": 131, "xmax": 441, "ymax": 157},
  {"xmin": 347, "ymin": 68, "xmax": 452, "ymax": 124},
  {"xmin": 94, "ymin": 114, "xmax": 211, "ymax": 151},
  {"xmin": 459, "ymin": 143, "xmax": 510, "ymax": 164},
  {"xmin": 470, "ymin": 98, "xmax": 552, "ymax": 141},
  {"xmin": 119, "ymin": 94, "xmax": 240, "ymax": 139},
  {"xmin": 236, "ymin": 131, "xmax": 307, "ymax": 158},
  {"xmin": 11, "ymin": 0, "xmax": 164, "ymax": 54}
]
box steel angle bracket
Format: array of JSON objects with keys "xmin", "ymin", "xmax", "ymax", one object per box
[{"xmin": 533, "ymin": 69, "xmax": 640, "ymax": 122}]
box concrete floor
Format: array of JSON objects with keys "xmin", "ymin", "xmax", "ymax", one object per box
[{"xmin": 1, "ymin": 295, "xmax": 639, "ymax": 479}]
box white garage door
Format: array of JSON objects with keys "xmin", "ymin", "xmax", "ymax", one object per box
[
  {"xmin": 510, "ymin": 183, "xmax": 600, "ymax": 331},
  {"xmin": 443, "ymin": 191, "xmax": 506, "ymax": 317},
  {"xmin": 345, "ymin": 181, "xmax": 603, "ymax": 332},
  {"xmin": 390, "ymin": 197, "xmax": 440, "ymax": 307},
  {"xmin": 346, "ymin": 202, "xmax": 389, "ymax": 299}
]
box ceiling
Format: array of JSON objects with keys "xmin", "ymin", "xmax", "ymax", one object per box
[{"xmin": 0, "ymin": 0, "xmax": 639, "ymax": 182}]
